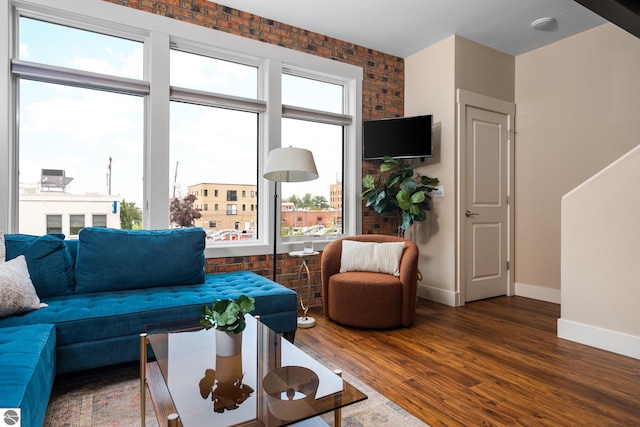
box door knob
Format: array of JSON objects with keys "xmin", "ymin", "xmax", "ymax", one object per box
[{"xmin": 465, "ymin": 210, "xmax": 479, "ymax": 217}]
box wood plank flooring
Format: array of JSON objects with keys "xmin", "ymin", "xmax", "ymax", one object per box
[{"xmin": 295, "ymin": 296, "xmax": 640, "ymax": 426}]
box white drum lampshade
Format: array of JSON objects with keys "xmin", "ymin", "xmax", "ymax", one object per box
[{"xmin": 263, "ymin": 147, "xmax": 319, "ymax": 183}]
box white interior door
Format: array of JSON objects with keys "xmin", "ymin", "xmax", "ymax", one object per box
[{"xmin": 459, "ymin": 92, "xmax": 514, "ymax": 303}]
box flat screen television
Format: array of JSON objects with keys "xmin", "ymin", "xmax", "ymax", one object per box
[{"xmin": 362, "ymin": 115, "xmax": 433, "ymax": 160}]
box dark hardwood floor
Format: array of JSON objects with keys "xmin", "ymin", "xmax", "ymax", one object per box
[{"xmin": 295, "ymin": 296, "xmax": 640, "ymax": 426}]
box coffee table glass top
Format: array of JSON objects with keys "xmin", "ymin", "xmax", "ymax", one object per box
[{"xmin": 146, "ymin": 315, "xmax": 366, "ymax": 426}]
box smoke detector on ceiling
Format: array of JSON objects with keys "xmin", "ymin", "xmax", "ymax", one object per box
[{"xmin": 531, "ymin": 17, "xmax": 558, "ymax": 32}]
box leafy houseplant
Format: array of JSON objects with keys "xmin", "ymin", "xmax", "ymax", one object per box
[
  {"xmin": 200, "ymin": 295, "xmax": 256, "ymax": 334},
  {"xmin": 362, "ymin": 156, "xmax": 439, "ymax": 230}
]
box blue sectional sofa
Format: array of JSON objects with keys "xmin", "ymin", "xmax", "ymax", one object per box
[{"xmin": 0, "ymin": 227, "xmax": 297, "ymax": 427}]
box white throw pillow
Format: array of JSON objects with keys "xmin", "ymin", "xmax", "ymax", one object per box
[
  {"xmin": 0, "ymin": 231, "xmax": 5, "ymax": 263},
  {"xmin": 340, "ymin": 240, "xmax": 405, "ymax": 276},
  {"xmin": 0, "ymin": 255, "xmax": 44, "ymax": 318}
]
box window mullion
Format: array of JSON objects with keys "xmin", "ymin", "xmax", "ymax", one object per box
[
  {"xmin": 145, "ymin": 31, "xmax": 171, "ymax": 229},
  {"xmin": 262, "ymin": 59, "xmax": 283, "ymax": 252}
]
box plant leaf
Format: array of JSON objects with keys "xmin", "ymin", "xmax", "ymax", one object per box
[
  {"xmin": 400, "ymin": 211, "xmax": 412, "ymax": 230},
  {"xmin": 362, "ymin": 175, "xmax": 375, "ymax": 189},
  {"xmin": 399, "ymin": 178, "xmax": 417, "ymax": 193},
  {"xmin": 411, "ymin": 191, "xmax": 426, "ymax": 204}
]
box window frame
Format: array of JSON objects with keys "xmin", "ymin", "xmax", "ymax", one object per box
[{"xmin": 0, "ymin": 0, "xmax": 363, "ymax": 259}]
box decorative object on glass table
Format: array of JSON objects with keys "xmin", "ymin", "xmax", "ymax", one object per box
[{"xmin": 262, "ymin": 365, "xmax": 319, "ymax": 421}]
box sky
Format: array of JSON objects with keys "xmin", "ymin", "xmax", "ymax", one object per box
[{"xmin": 18, "ymin": 17, "xmax": 343, "ymax": 208}]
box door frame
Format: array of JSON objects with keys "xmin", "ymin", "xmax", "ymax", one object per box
[{"xmin": 456, "ymin": 89, "xmax": 516, "ymax": 306}]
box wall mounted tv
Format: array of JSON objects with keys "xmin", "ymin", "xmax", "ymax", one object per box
[{"xmin": 362, "ymin": 114, "xmax": 433, "ymax": 160}]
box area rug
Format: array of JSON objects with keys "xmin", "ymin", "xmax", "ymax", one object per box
[
  {"xmin": 297, "ymin": 343, "xmax": 428, "ymax": 427},
  {"xmin": 44, "ymin": 357, "xmax": 427, "ymax": 427}
]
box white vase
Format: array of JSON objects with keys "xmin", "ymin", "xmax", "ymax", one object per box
[{"xmin": 215, "ymin": 329, "xmax": 243, "ymax": 357}]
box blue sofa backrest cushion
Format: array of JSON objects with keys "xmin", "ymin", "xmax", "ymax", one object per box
[
  {"xmin": 74, "ymin": 227, "xmax": 206, "ymax": 294},
  {"xmin": 4, "ymin": 233, "xmax": 75, "ymax": 298}
]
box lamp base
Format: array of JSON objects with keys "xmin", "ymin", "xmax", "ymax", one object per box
[{"xmin": 297, "ymin": 316, "xmax": 316, "ymax": 328}]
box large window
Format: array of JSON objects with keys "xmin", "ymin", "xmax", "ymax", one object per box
[
  {"xmin": 2, "ymin": 0, "xmax": 361, "ymax": 257},
  {"xmin": 169, "ymin": 101, "xmax": 257, "ymax": 235},
  {"xmin": 169, "ymin": 49, "xmax": 260, "ymax": 239},
  {"xmin": 281, "ymin": 74, "xmax": 346, "ymax": 239},
  {"xmin": 15, "ymin": 16, "xmax": 144, "ymax": 235}
]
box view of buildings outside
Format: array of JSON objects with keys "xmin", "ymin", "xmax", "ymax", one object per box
[
  {"xmin": 15, "ymin": 16, "xmax": 344, "ymax": 242},
  {"xmin": 187, "ymin": 182, "xmax": 343, "ymax": 241}
]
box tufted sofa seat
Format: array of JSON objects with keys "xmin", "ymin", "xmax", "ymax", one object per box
[
  {"xmin": 0, "ymin": 271, "xmax": 296, "ymax": 374},
  {"xmin": 0, "ymin": 228, "xmax": 297, "ymax": 426}
]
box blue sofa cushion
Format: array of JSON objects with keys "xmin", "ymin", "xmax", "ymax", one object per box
[
  {"xmin": 65, "ymin": 239, "xmax": 79, "ymax": 265},
  {"xmin": 74, "ymin": 227, "xmax": 206, "ymax": 294},
  {"xmin": 0, "ymin": 324, "xmax": 56, "ymax": 427},
  {"xmin": 4, "ymin": 234, "xmax": 74, "ymax": 298}
]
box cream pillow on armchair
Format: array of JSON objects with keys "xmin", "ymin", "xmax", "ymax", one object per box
[{"xmin": 339, "ymin": 240, "xmax": 405, "ymax": 276}]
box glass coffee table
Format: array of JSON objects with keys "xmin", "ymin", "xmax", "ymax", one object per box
[{"xmin": 140, "ymin": 315, "xmax": 367, "ymax": 426}]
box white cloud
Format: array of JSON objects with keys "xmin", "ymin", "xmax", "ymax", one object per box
[
  {"xmin": 19, "ymin": 43, "xmax": 30, "ymax": 58},
  {"xmin": 170, "ymin": 50, "xmax": 255, "ymax": 98}
]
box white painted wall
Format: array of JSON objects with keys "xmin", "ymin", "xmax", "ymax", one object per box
[
  {"xmin": 405, "ymin": 36, "xmax": 457, "ymax": 305},
  {"xmin": 514, "ymin": 23, "xmax": 640, "ymax": 299},
  {"xmin": 560, "ymin": 146, "xmax": 640, "ymax": 359},
  {"xmin": 19, "ymin": 190, "xmax": 120, "ymax": 236},
  {"xmin": 405, "ymin": 35, "xmax": 514, "ymax": 306}
]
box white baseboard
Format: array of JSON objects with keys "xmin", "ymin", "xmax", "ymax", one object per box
[
  {"xmin": 515, "ymin": 282, "xmax": 561, "ymax": 304},
  {"xmin": 417, "ymin": 284, "xmax": 458, "ymax": 307},
  {"xmin": 419, "ymin": 282, "xmax": 558, "ymax": 307},
  {"xmin": 558, "ymin": 318, "xmax": 640, "ymax": 360}
]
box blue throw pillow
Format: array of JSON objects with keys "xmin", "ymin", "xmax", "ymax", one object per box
[
  {"xmin": 74, "ymin": 227, "xmax": 206, "ymax": 294},
  {"xmin": 4, "ymin": 234, "xmax": 75, "ymax": 298}
]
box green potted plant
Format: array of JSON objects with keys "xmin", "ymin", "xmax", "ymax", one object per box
[
  {"xmin": 200, "ymin": 295, "xmax": 255, "ymax": 334},
  {"xmin": 201, "ymin": 295, "xmax": 255, "ymax": 357},
  {"xmin": 361, "ymin": 156, "xmax": 439, "ymax": 231}
]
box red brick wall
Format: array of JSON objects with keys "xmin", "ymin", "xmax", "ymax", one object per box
[{"xmin": 103, "ymin": 0, "xmax": 404, "ymax": 306}]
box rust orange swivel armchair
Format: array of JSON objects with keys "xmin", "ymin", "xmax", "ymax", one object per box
[{"xmin": 321, "ymin": 235, "xmax": 419, "ymax": 328}]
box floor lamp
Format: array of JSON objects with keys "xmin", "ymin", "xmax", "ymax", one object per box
[{"xmin": 263, "ymin": 147, "xmax": 319, "ymax": 283}]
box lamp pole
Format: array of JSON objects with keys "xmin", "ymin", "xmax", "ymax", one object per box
[{"xmin": 272, "ymin": 187, "xmax": 278, "ymax": 282}]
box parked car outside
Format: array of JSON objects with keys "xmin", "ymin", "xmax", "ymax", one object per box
[{"xmin": 213, "ymin": 229, "xmax": 239, "ymax": 241}]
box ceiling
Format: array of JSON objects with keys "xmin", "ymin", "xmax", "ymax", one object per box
[{"xmin": 209, "ymin": 0, "xmax": 607, "ymax": 57}]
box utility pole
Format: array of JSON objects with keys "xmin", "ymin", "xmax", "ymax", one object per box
[
  {"xmin": 172, "ymin": 161, "xmax": 179, "ymax": 199},
  {"xmin": 107, "ymin": 156, "xmax": 112, "ymax": 195}
]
